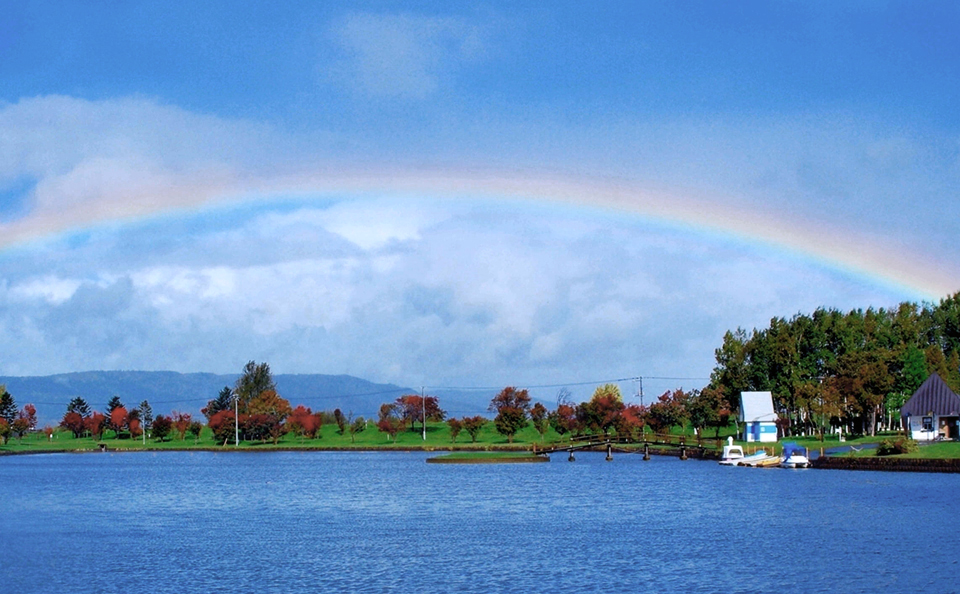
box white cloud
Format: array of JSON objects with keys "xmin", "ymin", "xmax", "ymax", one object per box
[
  {"xmin": 8, "ymin": 275, "xmax": 82, "ymax": 305},
  {"xmin": 312, "ymin": 198, "xmax": 451, "ymax": 250}
]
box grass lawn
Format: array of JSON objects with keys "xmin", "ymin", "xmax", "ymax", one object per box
[{"xmin": 0, "ymin": 420, "xmax": 581, "ymax": 454}]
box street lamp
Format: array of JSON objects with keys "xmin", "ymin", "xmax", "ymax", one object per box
[{"xmin": 421, "ymin": 386, "xmax": 426, "ymax": 441}]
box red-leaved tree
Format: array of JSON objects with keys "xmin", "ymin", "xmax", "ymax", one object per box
[
  {"xmin": 110, "ymin": 406, "xmax": 129, "ymax": 438},
  {"xmin": 208, "ymin": 410, "xmax": 236, "ymax": 445},
  {"xmin": 61, "ymin": 411, "xmax": 85, "ymax": 438},
  {"xmin": 395, "ymin": 395, "xmax": 445, "ymax": 433},
  {"xmin": 172, "ymin": 411, "xmax": 192, "ymax": 441},
  {"xmin": 377, "ymin": 403, "xmax": 406, "ymax": 442},
  {"xmin": 85, "ymin": 412, "xmax": 107, "ymax": 440}
]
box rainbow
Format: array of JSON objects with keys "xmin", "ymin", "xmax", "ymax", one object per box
[{"xmin": 0, "ymin": 167, "xmax": 954, "ymax": 300}]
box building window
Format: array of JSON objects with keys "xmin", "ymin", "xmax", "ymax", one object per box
[{"xmin": 922, "ymin": 416, "xmax": 934, "ymax": 432}]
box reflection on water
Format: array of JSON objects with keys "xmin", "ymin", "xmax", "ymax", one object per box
[{"xmin": 2, "ymin": 450, "xmax": 957, "ymax": 593}]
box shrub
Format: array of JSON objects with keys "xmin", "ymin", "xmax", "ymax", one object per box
[{"xmin": 876, "ymin": 437, "xmax": 918, "ymax": 456}]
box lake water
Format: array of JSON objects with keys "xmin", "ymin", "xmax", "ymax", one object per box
[{"xmin": 2, "ymin": 450, "xmax": 958, "ymax": 594}]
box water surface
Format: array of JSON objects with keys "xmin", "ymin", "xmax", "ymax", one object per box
[{"xmin": 1, "ymin": 451, "xmax": 956, "ymax": 593}]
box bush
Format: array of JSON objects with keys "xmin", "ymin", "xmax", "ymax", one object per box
[{"xmin": 876, "ymin": 437, "xmax": 918, "ymax": 456}]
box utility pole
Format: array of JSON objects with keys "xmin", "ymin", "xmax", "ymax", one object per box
[
  {"xmin": 421, "ymin": 386, "xmax": 426, "ymax": 441},
  {"xmin": 637, "ymin": 376, "xmax": 645, "ymax": 440},
  {"xmin": 234, "ymin": 393, "xmax": 239, "ymax": 447}
]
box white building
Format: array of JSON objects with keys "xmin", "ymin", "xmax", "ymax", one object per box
[
  {"xmin": 901, "ymin": 373, "xmax": 960, "ymax": 441},
  {"xmin": 739, "ymin": 391, "xmax": 778, "ymax": 443}
]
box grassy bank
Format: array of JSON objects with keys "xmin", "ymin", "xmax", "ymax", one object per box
[{"xmin": 0, "ymin": 421, "xmax": 587, "ymax": 454}]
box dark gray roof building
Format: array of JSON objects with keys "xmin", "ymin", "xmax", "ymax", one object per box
[{"xmin": 900, "ymin": 373, "xmax": 960, "ymax": 418}]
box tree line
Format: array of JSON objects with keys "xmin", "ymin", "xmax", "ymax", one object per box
[{"xmin": 707, "ymin": 292, "xmax": 960, "ymax": 438}]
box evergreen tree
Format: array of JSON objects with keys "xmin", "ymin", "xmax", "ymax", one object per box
[
  {"xmin": 106, "ymin": 395, "xmax": 124, "ymax": 414},
  {"xmin": 203, "ymin": 386, "xmax": 234, "ymax": 420},
  {"xmin": 67, "ymin": 397, "xmax": 91, "ymax": 418},
  {"xmin": 0, "ymin": 387, "xmax": 16, "ymax": 425},
  {"xmin": 138, "ymin": 400, "xmax": 154, "ymax": 434}
]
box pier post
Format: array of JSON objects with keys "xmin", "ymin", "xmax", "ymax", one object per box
[
  {"xmin": 679, "ymin": 445, "xmax": 687, "ymax": 460},
  {"xmin": 568, "ymin": 449, "xmax": 576, "ymax": 462},
  {"xmin": 643, "ymin": 443, "xmax": 650, "ymax": 460},
  {"xmin": 605, "ymin": 442, "xmax": 613, "ymax": 461}
]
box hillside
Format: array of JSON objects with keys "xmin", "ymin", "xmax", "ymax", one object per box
[{"xmin": 0, "ymin": 371, "xmax": 412, "ymax": 424}]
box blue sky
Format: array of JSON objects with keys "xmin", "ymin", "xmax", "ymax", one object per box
[{"xmin": 0, "ymin": 2, "xmax": 958, "ymax": 400}]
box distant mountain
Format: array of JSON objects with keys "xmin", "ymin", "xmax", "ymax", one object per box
[{"xmin": 0, "ymin": 371, "xmax": 496, "ymax": 425}]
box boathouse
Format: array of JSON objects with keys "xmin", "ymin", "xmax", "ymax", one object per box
[
  {"xmin": 739, "ymin": 391, "xmax": 778, "ymax": 443},
  {"xmin": 901, "ymin": 373, "xmax": 960, "ymax": 441}
]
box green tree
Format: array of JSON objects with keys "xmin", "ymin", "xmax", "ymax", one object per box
[
  {"xmin": 489, "ymin": 387, "xmax": 531, "ymax": 443},
  {"xmin": 203, "ymin": 386, "xmax": 233, "ymax": 421},
  {"xmin": 67, "ymin": 397, "xmax": 91, "ymax": 418},
  {"xmin": 0, "ymin": 387, "xmax": 17, "ymax": 426},
  {"xmin": 138, "ymin": 400, "xmax": 154, "ymax": 438},
  {"xmin": 188, "ymin": 421, "xmax": 203, "ymax": 444},
  {"xmin": 646, "ymin": 390, "xmax": 690, "ymax": 434},
  {"xmin": 234, "ymin": 360, "xmax": 276, "ymax": 413},
  {"xmin": 710, "ymin": 329, "xmax": 750, "ymax": 416},
  {"xmin": 349, "ymin": 417, "xmax": 366, "ymax": 443},
  {"xmin": 106, "ymin": 395, "xmax": 124, "ymax": 415},
  {"xmin": 530, "ymin": 402, "xmax": 549, "ymax": 442}
]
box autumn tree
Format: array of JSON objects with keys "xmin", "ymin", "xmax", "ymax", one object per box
[
  {"xmin": 578, "ymin": 384, "xmax": 625, "ymax": 435},
  {"xmin": 377, "ymin": 403, "xmax": 405, "ymax": 442},
  {"xmin": 530, "ymin": 402, "xmax": 549, "ymax": 442},
  {"xmin": 548, "ymin": 404, "xmax": 578, "ymax": 439},
  {"xmin": 152, "ymin": 415, "xmax": 172, "ymax": 442},
  {"xmin": 395, "ymin": 394, "xmax": 445, "ymax": 434},
  {"xmin": 288, "ymin": 405, "xmax": 319, "ymax": 442},
  {"xmin": 208, "ymin": 410, "xmax": 237, "ymax": 445},
  {"xmin": 60, "ymin": 412, "xmax": 85, "ymax": 438},
  {"xmin": 646, "ymin": 390, "xmax": 690, "ymax": 435},
  {"xmin": 172, "ymin": 411, "xmax": 193, "ymax": 441},
  {"xmin": 129, "ymin": 418, "xmax": 142, "ymax": 440},
  {"xmin": 11, "ymin": 415, "xmax": 30, "ymax": 442},
  {"xmin": 489, "ymin": 387, "xmax": 531, "ymax": 443},
  {"xmin": 334, "ymin": 409, "xmax": 347, "ymax": 435},
  {"xmin": 447, "ymin": 418, "xmax": 463, "ymax": 443},
  {"xmin": 85, "ymin": 412, "xmax": 107, "ymax": 440},
  {"xmin": 110, "ymin": 406, "xmax": 129, "ymax": 438},
  {"xmin": 462, "ymin": 416, "xmax": 487, "ymax": 442},
  {"xmin": 0, "ymin": 419, "xmax": 9, "ymax": 445},
  {"xmin": 19, "ymin": 404, "xmax": 37, "ymax": 433},
  {"xmin": 613, "ymin": 404, "xmax": 646, "ymax": 440}
]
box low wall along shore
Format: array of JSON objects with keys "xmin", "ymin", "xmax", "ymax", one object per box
[{"xmin": 813, "ymin": 456, "xmax": 960, "ymax": 473}]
